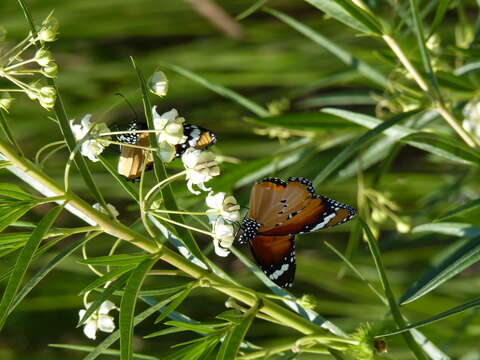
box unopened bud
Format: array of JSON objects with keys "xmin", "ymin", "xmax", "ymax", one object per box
[
  {"xmin": 34, "ymin": 48, "xmax": 53, "ymax": 66},
  {"xmin": 42, "ymin": 62, "xmax": 58, "ymax": 78},
  {"xmin": 0, "ymin": 96, "xmax": 14, "ymax": 112},
  {"xmin": 148, "ymin": 71, "xmax": 168, "ymax": 97},
  {"xmin": 39, "ymin": 86, "xmax": 56, "ymax": 110},
  {"xmin": 37, "ymin": 16, "xmax": 59, "ymax": 42}
]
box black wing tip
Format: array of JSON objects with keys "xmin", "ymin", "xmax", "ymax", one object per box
[
  {"xmin": 258, "ymin": 177, "xmax": 287, "ymax": 187},
  {"xmin": 237, "ymin": 217, "xmax": 261, "ymax": 244}
]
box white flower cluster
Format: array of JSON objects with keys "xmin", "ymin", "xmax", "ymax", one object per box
[
  {"xmin": 462, "ymin": 101, "xmax": 480, "ymax": 141},
  {"xmin": 69, "ymin": 114, "xmax": 111, "ymax": 162},
  {"xmin": 152, "ymin": 106, "xmax": 220, "ymax": 195},
  {"xmin": 78, "ymin": 300, "xmax": 116, "ymax": 340},
  {"xmin": 206, "ymin": 192, "xmax": 240, "ymax": 257}
]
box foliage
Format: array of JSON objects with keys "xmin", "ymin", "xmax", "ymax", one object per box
[{"xmin": 1, "ymin": 0, "xmax": 480, "ymax": 359}]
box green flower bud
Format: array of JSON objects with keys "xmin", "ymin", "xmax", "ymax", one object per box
[
  {"xmin": 42, "ymin": 62, "xmax": 58, "ymax": 78},
  {"xmin": 38, "ymin": 86, "xmax": 56, "ymax": 110},
  {"xmin": 0, "ymin": 96, "xmax": 14, "ymax": 112},
  {"xmin": 37, "ymin": 16, "xmax": 59, "ymax": 42},
  {"xmin": 148, "ymin": 71, "xmax": 168, "ymax": 97},
  {"xmin": 34, "ymin": 48, "xmax": 53, "ymax": 66}
]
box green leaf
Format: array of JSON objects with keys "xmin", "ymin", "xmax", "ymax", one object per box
[
  {"xmin": 120, "ymin": 256, "xmax": 159, "ymax": 360},
  {"xmin": 0, "ymin": 232, "xmax": 31, "ymax": 245},
  {"xmin": 313, "ymin": 112, "xmax": 411, "ymax": 185},
  {"xmin": 322, "ymin": 108, "xmax": 480, "ymax": 165},
  {"xmin": 79, "ymin": 265, "xmax": 137, "ymax": 295},
  {"xmin": 160, "ymin": 62, "xmax": 269, "ymax": 117},
  {"xmin": 143, "ymin": 326, "xmax": 189, "ymax": 339},
  {"xmin": 0, "ymin": 183, "xmax": 34, "ymax": 200},
  {"xmin": 78, "ymin": 272, "xmax": 131, "ymax": 327},
  {"xmin": 304, "ymin": 0, "xmax": 383, "ymax": 35},
  {"xmin": 359, "ymin": 217, "xmax": 428, "ymax": 360},
  {"xmin": 244, "ymin": 112, "xmax": 359, "ymax": 132},
  {"xmin": 10, "ymin": 233, "xmax": 96, "ymax": 315},
  {"xmin": 0, "ymin": 205, "xmax": 63, "ymax": 330},
  {"xmin": 0, "ymin": 201, "xmax": 37, "ymax": 232},
  {"xmin": 79, "ymin": 253, "xmax": 152, "ymax": 267},
  {"xmin": 435, "ymin": 199, "xmax": 480, "ymax": 222},
  {"xmin": 380, "ymin": 296, "xmax": 480, "ymax": 338},
  {"xmin": 428, "ymin": 0, "xmax": 452, "ymax": 37},
  {"xmin": 265, "ymin": 7, "xmax": 388, "ymax": 87},
  {"xmin": 50, "ymin": 344, "xmax": 160, "ymax": 360},
  {"xmin": 412, "ymin": 222, "xmax": 480, "ymax": 238},
  {"xmin": 154, "ymin": 283, "xmax": 194, "ymax": 324},
  {"xmin": 217, "ymin": 306, "xmax": 257, "ymax": 360},
  {"xmin": 405, "ymin": 132, "xmax": 480, "ymax": 165},
  {"xmin": 216, "ymin": 310, "xmax": 244, "ymax": 325},
  {"xmin": 164, "ymin": 320, "xmax": 218, "ymax": 334},
  {"xmin": 400, "ymin": 236, "xmax": 480, "ymax": 305}
]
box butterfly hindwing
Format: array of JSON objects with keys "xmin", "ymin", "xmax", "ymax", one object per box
[{"xmin": 249, "ymin": 234, "xmax": 296, "ymax": 288}]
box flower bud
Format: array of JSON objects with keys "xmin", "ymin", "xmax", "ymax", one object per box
[
  {"xmin": 38, "ymin": 86, "xmax": 56, "ymax": 110},
  {"xmin": 34, "ymin": 48, "xmax": 53, "ymax": 66},
  {"xmin": 42, "ymin": 62, "xmax": 58, "ymax": 78},
  {"xmin": 148, "ymin": 71, "xmax": 168, "ymax": 97},
  {"xmin": 0, "ymin": 96, "xmax": 14, "ymax": 112},
  {"xmin": 37, "ymin": 16, "xmax": 59, "ymax": 42}
]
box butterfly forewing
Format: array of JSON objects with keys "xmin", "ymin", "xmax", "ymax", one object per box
[{"xmin": 250, "ymin": 235, "xmax": 296, "ymax": 288}]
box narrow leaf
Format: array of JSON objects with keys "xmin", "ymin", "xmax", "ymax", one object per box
[
  {"xmin": 98, "ymin": 156, "xmax": 139, "ymax": 202},
  {"xmin": 154, "ymin": 284, "xmax": 194, "ymax": 324},
  {"xmin": 78, "ymin": 272, "xmax": 131, "ymax": 327},
  {"xmin": 217, "ymin": 306, "xmax": 258, "ymax": 360},
  {"xmin": 304, "ymin": 0, "xmax": 383, "ymax": 35},
  {"xmin": 79, "ymin": 253, "xmax": 151, "ymax": 266},
  {"xmin": 160, "ymin": 62, "xmax": 269, "ymax": 117},
  {"xmin": 120, "ymin": 256, "xmax": 159, "ymax": 360},
  {"xmin": 435, "ymin": 199, "xmax": 480, "ymax": 222},
  {"xmin": 381, "ymin": 296, "xmax": 480, "ymax": 337},
  {"xmin": 400, "ymin": 236, "xmax": 480, "ymax": 305},
  {"xmin": 79, "ymin": 265, "xmax": 137, "ymax": 295},
  {"xmin": 0, "ymin": 205, "xmax": 63, "ymax": 329},
  {"xmin": 313, "ymin": 112, "xmax": 410, "ymax": 185},
  {"xmin": 50, "ymin": 343, "xmax": 159, "ymax": 360},
  {"xmin": 265, "ymin": 7, "xmax": 388, "ymax": 87}
]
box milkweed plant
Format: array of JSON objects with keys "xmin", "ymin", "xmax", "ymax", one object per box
[{"xmin": 1, "ymin": 0, "xmax": 480, "ymax": 359}]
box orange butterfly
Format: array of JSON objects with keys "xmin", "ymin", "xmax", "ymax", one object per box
[{"xmin": 237, "ymin": 177, "xmax": 355, "ymax": 288}]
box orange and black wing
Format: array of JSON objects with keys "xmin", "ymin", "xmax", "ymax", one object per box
[
  {"xmin": 249, "ymin": 234, "xmax": 296, "ymax": 288},
  {"xmin": 174, "ymin": 124, "xmax": 216, "ymax": 158}
]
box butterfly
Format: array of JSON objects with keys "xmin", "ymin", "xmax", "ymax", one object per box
[
  {"xmin": 116, "ymin": 120, "xmax": 216, "ymax": 181},
  {"xmin": 237, "ymin": 177, "xmax": 355, "ymax": 288}
]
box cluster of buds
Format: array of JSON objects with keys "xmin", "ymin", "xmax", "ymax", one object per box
[
  {"xmin": 366, "ymin": 189, "xmax": 410, "ymax": 235},
  {"xmin": 0, "ymin": 14, "xmax": 59, "ymax": 111},
  {"xmin": 151, "ymin": 103, "xmax": 220, "ymax": 195}
]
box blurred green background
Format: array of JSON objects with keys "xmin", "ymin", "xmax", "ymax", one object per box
[{"xmin": 1, "ymin": 0, "xmax": 480, "ymax": 359}]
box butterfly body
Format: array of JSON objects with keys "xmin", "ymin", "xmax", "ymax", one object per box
[
  {"xmin": 238, "ymin": 177, "xmax": 355, "ymax": 288},
  {"xmin": 116, "ymin": 120, "xmax": 216, "ymax": 181}
]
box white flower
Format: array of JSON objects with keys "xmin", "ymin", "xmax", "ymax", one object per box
[
  {"xmin": 158, "ymin": 142, "xmax": 176, "ymax": 163},
  {"xmin": 69, "ymin": 114, "xmax": 111, "ymax": 162},
  {"xmin": 78, "ymin": 300, "xmax": 116, "ymax": 340},
  {"xmin": 148, "ymin": 71, "xmax": 168, "ymax": 97},
  {"xmin": 212, "ymin": 218, "xmax": 235, "ymax": 257},
  {"xmin": 93, "ymin": 203, "xmax": 119, "ymax": 219},
  {"xmin": 182, "ymin": 148, "xmax": 220, "ymax": 195},
  {"xmin": 152, "ymin": 106, "xmax": 187, "ymax": 145},
  {"xmin": 462, "ymin": 101, "xmax": 480, "ymax": 140},
  {"xmin": 206, "ymin": 192, "xmax": 240, "ymax": 223}
]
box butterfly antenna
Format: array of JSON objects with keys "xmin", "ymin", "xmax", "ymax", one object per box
[{"xmin": 115, "ymin": 93, "xmax": 139, "ymax": 121}]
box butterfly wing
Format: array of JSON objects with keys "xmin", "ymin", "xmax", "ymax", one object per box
[
  {"xmin": 117, "ymin": 131, "xmax": 153, "ymax": 181},
  {"xmin": 175, "ymin": 124, "xmax": 216, "ymax": 158},
  {"xmin": 262, "ymin": 195, "xmax": 355, "ymax": 236},
  {"xmin": 249, "ymin": 234, "xmax": 296, "ymax": 288}
]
